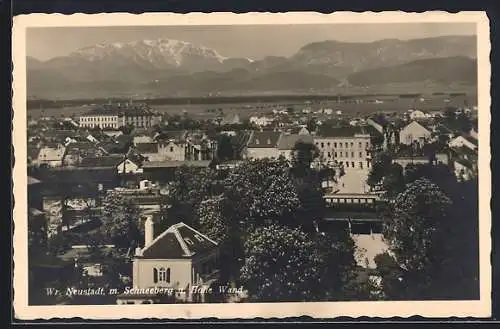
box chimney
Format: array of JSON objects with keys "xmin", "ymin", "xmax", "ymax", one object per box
[{"xmin": 144, "ymin": 215, "xmax": 154, "ymax": 247}]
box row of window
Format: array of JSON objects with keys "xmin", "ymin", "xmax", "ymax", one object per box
[
  {"xmin": 316, "ymin": 141, "xmax": 370, "ymax": 149},
  {"xmin": 324, "ymin": 151, "xmax": 369, "ymax": 159},
  {"xmin": 80, "ymin": 116, "xmax": 119, "ymax": 122}
]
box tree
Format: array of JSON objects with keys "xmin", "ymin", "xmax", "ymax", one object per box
[
  {"xmin": 240, "ymin": 224, "xmax": 326, "ymax": 302},
  {"xmin": 374, "ymin": 252, "xmax": 405, "ymax": 300},
  {"xmin": 222, "ymin": 158, "xmax": 302, "ymax": 231},
  {"xmin": 382, "ymin": 178, "xmax": 453, "ymax": 299},
  {"xmin": 306, "ymin": 119, "xmax": 317, "ymax": 133},
  {"xmin": 99, "ymin": 191, "xmax": 142, "ymax": 250},
  {"xmin": 195, "ymin": 196, "xmax": 229, "ymax": 244},
  {"xmin": 367, "ymin": 151, "xmax": 393, "ymax": 188},
  {"xmin": 216, "ymin": 134, "xmax": 234, "ymax": 161},
  {"xmin": 164, "ymin": 166, "xmax": 221, "ymax": 227},
  {"xmin": 291, "ymin": 141, "xmax": 320, "ymax": 177},
  {"xmin": 382, "ymin": 163, "xmax": 405, "ymax": 198}
]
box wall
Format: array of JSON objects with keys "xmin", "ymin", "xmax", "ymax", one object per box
[
  {"xmin": 399, "ymin": 122, "xmax": 431, "ymax": 145},
  {"xmin": 246, "ymin": 147, "xmax": 279, "ymax": 160},
  {"xmin": 313, "ymin": 136, "xmax": 371, "ymax": 169},
  {"xmin": 133, "ymin": 258, "xmax": 193, "ymax": 291}
]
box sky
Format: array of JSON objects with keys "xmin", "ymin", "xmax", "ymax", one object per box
[{"xmin": 27, "ymin": 23, "xmax": 476, "ymax": 61}]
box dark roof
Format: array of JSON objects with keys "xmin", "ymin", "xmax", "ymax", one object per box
[
  {"xmin": 38, "ymin": 167, "xmax": 119, "ymax": 184},
  {"xmin": 277, "ymin": 134, "xmax": 313, "ymax": 150},
  {"xmin": 317, "ymin": 126, "xmax": 370, "ymax": 138},
  {"xmin": 142, "ymin": 160, "xmax": 211, "ymax": 169},
  {"xmin": 135, "ymin": 142, "xmax": 158, "ymax": 154},
  {"xmin": 247, "ymin": 131, "xmax": 282, "ymax": 148},
  {"xmin": 79, "ymin": 155, "xmax": 124, "ymax": 168},
  {"xmin": 140, "ymin": 222, "xmax": 217, "ymax": 259},
  {"xmin": 461, "ymin": 134, "xmax": 478, "ymax": 146},
  {"xmin": 155, "ymin": 130, "xmax": 188, "ymax": 142},
  {"xmin": 66, "ymin": 141, "xmax": 100, "ymax": 152},
  {"xmin": 368, "ymin": 116, "xmax": 388, "ymax": 126}
]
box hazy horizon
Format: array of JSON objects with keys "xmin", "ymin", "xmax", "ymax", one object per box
[{"xmin": 27, "ymin": 23, "xmax": 476, "ymax": 61}]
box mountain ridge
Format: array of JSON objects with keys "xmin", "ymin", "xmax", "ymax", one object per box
[{"xmin": 27, "ymin": 35, "xmax": 477, "ymax": 97}]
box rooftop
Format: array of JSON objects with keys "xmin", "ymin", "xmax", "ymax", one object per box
[
  {"xmin": 139, "ymin": 222, "xmax": 218, "ymax": 259},
  {"xmin": 247, "ymin": 131, "xmax": 282, "ymax": 148},
  {"xmin": 142, "ymin": 160, "xmax": 211, "ymax": 169},
  {"xmin": 277, "ymin": 134, "xmax": 314, "ymax": 150}
]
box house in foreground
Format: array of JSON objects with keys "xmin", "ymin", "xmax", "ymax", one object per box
[{"xmin": 116, "ymin": 220, "xmax": 220, "ymax": 304}]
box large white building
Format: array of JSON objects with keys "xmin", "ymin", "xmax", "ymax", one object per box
[
  {"xmin": 313, "ymin": 126, "xmax": 372, "ymax": 170},
  {"xmin": 79, "ymin": 104, "xmax": 162, "ymax": 130}
]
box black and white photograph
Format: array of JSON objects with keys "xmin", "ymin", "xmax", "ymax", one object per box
[{"xmin": 12, "ymin": 12, "xmax": 491, "ymax": 319}]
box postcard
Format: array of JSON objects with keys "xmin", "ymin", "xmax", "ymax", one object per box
[{"xmin": 12, "ymin": 11, "xmax": 491, "ymax": 320}]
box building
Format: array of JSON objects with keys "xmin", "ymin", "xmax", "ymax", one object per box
[
  {"xmin": 245, "ymin": 131, "xmax": 282, "ymax": 159},
  {"xmin": 409, "ymin": 110, "xmax": 431, "ymax": 121},
  {"xmin": 313, "ymin": 126, "xmax": 372, "ymax": 170},
  {"xmin": 79, "ymin": 104, "xmax": 162, "ymax": 129},
  {"xmin": 399, "ymin": 121, "xmax": 432, "ymax": 146},
  {"xmin": 249, "ymin": 116, "xmax": 274, "ymax": 127},
  {"xmin": 449, "ymin": 134, "xmax": 478, "ymax": 151},
  {"xmin": 277, "ymin": 134, "xmax": 314, "ymax": 161},
  {"xmin": 79, "ymin": 107, "xmax": 124, "ymax": 130},
  {"xmin": 117, "ymin": 220, "xmax": 219, "ymax": 304},
  {"xmin": 37, "ymin": 143, "xmax": 66, "ymax": 167},
  {"xmin": 158, "ymin": 140, "xmax": 187, "ymax": 161}
]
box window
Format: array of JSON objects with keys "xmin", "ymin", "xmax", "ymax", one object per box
[
  {"xmin": 351, "ymin": 142, "xmax": 354, "ymax": 147},
  {"xmin": 339, "ymin": 142, "xmax": 343, "ymax": 148},
  {"xmin": 360, "ymin": 162, "xmax": 363, "ymax": 169},
  {"xmin": 340, "ymin": 151, "xmax": 343, "ymax": 157},
  {"xmin": 321, "ymin": 142, "xmax": 324, "ymax": 148},
  {"xmin": 327, "ymin": 142, "xmax": 330, "ymax": 147},
  {"xmin": 153, "ymin": 268, "xmax": 158, "ymax": 283},
  {"xmin": 359, "ymin": 152, "xmax": 363, "ymax": 158},
  {"xmin": 184, "ymin": 237, "xmax": 194, "ymax": 245},
  {"xmin": 334, "ymin": 142, "xmax": 337, "ymax": 148},
  {"xmin": 366, "ymin": 142, "xmax": 369, "ymax": 148},
  {"xmin": 334, "ymin": 152, "xmax": 337, "ymax": 157},
  {"xmin": 166, "ymin": 268, "xmax": 171, "ymax": 283},
  {"xmin": 255, "ymin": 139, "xmax": 260, "ymax": 145},
  {"xmin": 359, "ymin": 142, "xmax": 362, "ymax": 148},
  {"xmin": 346, "ymin": 162, "xmax": 349, "ymax": 168},
  {"xmin": 327, "ymin": 152, "xmax": 331, "ymax": 158},
  {"xmin": 345, "ymin": 152, "xmax": 348, "ymax": 158},
  {"xmin": 351, "ymin": 161, "xmax": 355, "ymax": 168},
  {"xmin": 158, "ymin": 267, "xmax": 166, "ymax": 282},
  {"xmin": 351, "ymin": 152, "xmax": 354, "ymax": 158},
  {"xmin": 170, "ymin": 147, "xmax": 174, "ymax": 152}
]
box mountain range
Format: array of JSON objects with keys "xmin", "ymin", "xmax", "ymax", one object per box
[{"xmin": 27, "ymin": 35, "xmax": 477, "ymax": 98}]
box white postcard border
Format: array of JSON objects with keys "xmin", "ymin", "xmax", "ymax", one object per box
[{"xmin": 12, "ymin": 11, "xmax": 492, "ymax": 320}]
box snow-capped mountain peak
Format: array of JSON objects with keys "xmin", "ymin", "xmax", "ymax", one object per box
[{"xmin": 71, "ymin": 38, "xmax": 230, "ymax": 68}]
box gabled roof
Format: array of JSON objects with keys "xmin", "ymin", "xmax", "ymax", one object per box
[
  {"xmin": 140, "ymin": 222, "xmax": 218, "ymax": 259},
  {"xmin": 277, "ymin": 134, "xmax": 313, "ymax": 150},
  {"xmin": 247, "ymin": 131, "xmax": 282, "ymax": 148},
  {"xmin": 28, "ymin": 176, "xmax": 42, "ymax": 185},
  {"xmin": 135, "ymin": 142, "xmax": 159, "ymax": 154},
  {"xmin": 402, "ymin": 120, "xmax": 432, "ymax": 133},
  {"xmin": 316, "ymin": 126, "xmax": 370, "ymax": 138}
]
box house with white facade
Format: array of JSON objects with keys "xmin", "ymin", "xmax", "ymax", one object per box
[
  {"xmin": 449, "ymin": 134, "xmax": 478, "ymax": 151},
  {"xmin": 245, "ymin": 131, "xmax": 282, "ymax": 159},
  {"xmin": 399, "ymin": 121, "xmax": 432, "ymax": 146},
  {"xmin": 116, "ymin": 219, "xmax": 220, "ymax": 304},
  {"xmin": 37, "ymin": 143, "xmax": 66, "ymax": 167},
  {"xmin": 313, "ymin": 126, "xmax": 372, "ymax": 170}
]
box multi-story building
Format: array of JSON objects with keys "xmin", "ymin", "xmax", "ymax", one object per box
[
  {"xmin": 79, "ymin": 104, "xmax": 162, "ymax": 130},
  {"xmin": 313, "ymin": 126, "xmax": 372, "ymax": 170},
  {"xmin": 79, "ymin": 107, "xmax": 124, "ymax": 130}
]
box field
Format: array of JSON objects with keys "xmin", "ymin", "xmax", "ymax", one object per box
[{"xmin": 27, "ymin": 92, "xmax": 478, "ymax": 121}]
